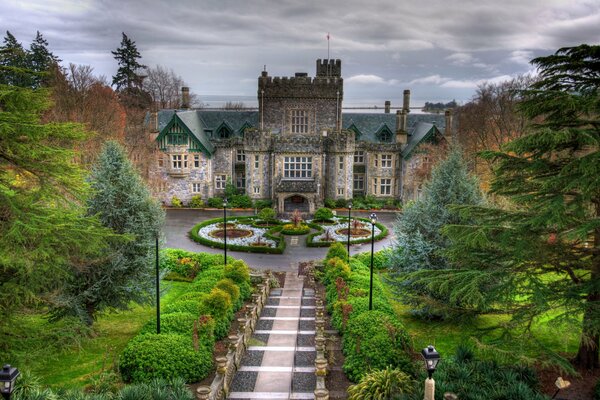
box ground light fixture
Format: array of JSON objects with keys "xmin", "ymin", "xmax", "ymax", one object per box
[
  {"xmin": 223, "ymin": 198, "xmax": 228, "ymax": 265},
  {"xmin": 347, "ymin": 203, "xmax": 352, "ymax": 262},
  {"xmin": 0, "ymin": 364, "xmax": 20, "ymax": 400},
  {"xmin": 368, "ymin": 212, "xmax": 377, "ymax": 310}
]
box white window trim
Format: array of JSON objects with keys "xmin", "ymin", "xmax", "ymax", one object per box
[{"xmin": 215, "ymin": 174, "xmax": 227, "ymax": 190}]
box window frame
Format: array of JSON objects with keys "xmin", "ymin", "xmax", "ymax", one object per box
[
  {"xmin": 283, "ymin": 156, "xmax": 313, "ymax": 179},
  {"xmin": 215, "ymin": 175, "xmax": 227, "ymax": 190},
  {"xmin": 291, "ymin": 110, "xmax": 309, "ymax": 134}
]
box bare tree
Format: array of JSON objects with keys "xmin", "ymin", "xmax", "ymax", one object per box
[
  {"xmin": 222, "ymin": 101, "xmax": 245, "ymax": 110},
  {"xmin": 145, "ymin": 65, "xmax": 188, "ymax": 110}
]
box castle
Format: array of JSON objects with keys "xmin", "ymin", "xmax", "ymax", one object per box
[{"xmin": 150, "ymin": 59, "xmax": 451, "ymax": 213}]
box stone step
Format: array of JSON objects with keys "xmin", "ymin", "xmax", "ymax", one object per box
[
  {"xmin": 238, "ymin": 366, "xmax": 315, "ymax": 373},
  {"xmin": 255, "ymin": 330, "xmax": 315, "ymax": 335},
  {"xmin": 260, "ymin": 317, "xmax": 315, "ymax": 321},
  {"xmin": 228, "ymin": 392, "xmax": 314, "ymax": 399},
  {"xmin": 248, "ymin": 346, "xmax": 315, "ymax": 351},
  {"xmin": 264, "ymin": 305, "xmax": 315, "ymax": 309}
]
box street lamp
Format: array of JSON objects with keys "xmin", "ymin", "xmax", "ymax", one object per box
[
  {"xmin": 223, "ymin": 198, "xmax": 228, "ymax": 265},
  {"xmin": 156, "ymin": 231, "xmax": 160, "ymax": 334},
  {"xmin": 0, "ymin": 364, "xmax": 20, "ymax": 400},
  {"xmin": 347, "ymin": 203, "xmax": 352, "ymax": 263},
  {"xmin": 421, "ymin": 345, "xmax": 441, "ymax": 400},
  {"xmin": 369, "ymin": 212, "xmax": 377, "ymax": 311}
]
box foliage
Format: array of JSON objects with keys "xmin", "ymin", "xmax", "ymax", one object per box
[
  {"xmin": 422, "ymin": 99, "xmax": 457, "ymax": 113},
  {"xmin": 314, "ymin": 207, "xmax": 334, "ymax": 222},
  {"xmin": 111, "ymin": 32, "xmax": 146, "ymax": 91},
  {"xmin": 331, "ymin": 296, "xmax": 395, "ymax": 333},
  {"xmin": 188, "ymin": 195, "xmax": 205, "ymax": 208},
  {"xmin": 229, "ymin": 194, "xmax": 253, "ymax": 208},
  {"xmin": 307, "ymin": 218, "xmax": 388, "ymax": 247},
  {"xmin": 49, "ymin": 141, "xmax": 164, "ymax": 325},
  {"xmin": 162, "ymin": 299, "xmax": 204, "ymax": 316},
  {"xmin": 324, "ymin": 198, "xmax": 337, "ymax": 209},
  {"xmin": 139, "ymin": 312, "xmax": 197, "ymax": 336},
  {"xmin": 207, "ymin": 197, "xmax": 224, "ymax": 208},
  {"xmin": 281, "ymin": 223, "xmax": 310, "ymax": 235},
  {"xmin": 200, "ymin": 288, "xmax": 233, "ymax": 338},
  {"xmin": 119, "ymin": 333, "xmax": 212, "ymax": 383},
  {"xmin": 159, "ymin": 248, "xmax": 224, "ymax": 279},
  {"xmin": 347, "ymin": 366, "xmax": 415, "ymax": 400},
  {"xmin": 171, "ymin": 196, "xmax": 183, "ymax": 208},
  {"xmin": 215, "ymin": 278, "xmax": 242, "ymax": 309},
  {"xmin": 0, "ymin": 82, "xmax": 115, "ymax": 343},
  {"xmin": 434, "ymin": 44, "xmax": 600, "ymax": 368},
  {"xmin": 336, "ymin": 198, "xmax": 349, "ymax": 208},
  {"xmin": 354, "ymin": 249, "xmax": 391, "ymax": 270},
  {"xmin": 326, "ymin": 242, "xmax": 349, "ymax": 262},
  {"xmin": 253, "ymin": 199, "xmax": 272, "ymax": 209},
  {"xmin": 342, "ymin": 311, "xmax": 412, "ymax": 382},
  {"xmin": 224, "ymin": 259, "xmax": 251, "ymax": 299},
  {"xmin": 290, "ymin": 209, "xmax": 304, "ymax": 227},
  {"xmin": 258, "ymin": 207, "xmax": 277, "ymax": 221},
  {"xmin": 323, "ymin": 257, "xmax": 351, "ymax": 286}
]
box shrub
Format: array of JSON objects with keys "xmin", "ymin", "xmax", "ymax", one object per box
[
  {"xmin": 331, "ymin": 296, "xmax": 395, "ymax": 333},
  {"xmin": 225, "ymin": 260, "xmax": 251, "ymax": 299},
  {"xmin": 336, "ymin": 198, "xmax": 348, "ymax": 208},
  {"xmin": 253, "ymin": 199, "xmax": 272, "ymax": 209},
  {"xmin": 326, "ymin": 242, "xmax": 349, "ymax": 262},
  {"xmin": 354, "ymin": 249, "xmax": 391, "ymax": 270},
  {"xmin": 324, "ymin": 198, "xmax": 336, "ymax": 208},
  {"xmin": 281, "ymin": 223, "xmax": 310, "ymax": 235},
  {"xmin": 200, "ymin": 288, "xmax": 233, "ymax": 339},
  {"xmin": 215, "ymin": 278, "xmax": 242, "ymax": 309},
  {"xmin": 229, "ymin": 194, "xmax": 253, "ymax": 208},
  {"xmin": 119, "ymin": 333, "xmax": 212, "ymax": 383},
  {"xmin": 323, "ymin": 257, "xmax": 351, "ymax": 286},
  {"xmin": 162, "ymin": 299, "xmax": 204, "ymax": 316},
  {"xmin": 207, "ymin": 197, "xmax": 224, "ymax": 208},
  {"xmin": 188, "ymin": 195, "xmax": 205, "ymax": 208},
  {"xmin": 140, "ymin": 312, "xmax": 197, "ymax": 336},
  {"xmin": 348, "ymin": 367, "xmax": 415, "ymax": 400},
  {"xmin": 191, "ymin": 277, "xmax": 220, "ymax": 294},
  {"xmin": 258, "ymin": 207, "xmax": 277, "ymax": 221},
  {"xmin": 314, "ymin": 207, "xmax": 334, "ymax": 222},
  {"xmin": 342, "ymin": 311, "xmax": 412, "ymax": 382},
  {"xmin": 171, "ymin": 196, "xmax": 183, "ymax": 208}
]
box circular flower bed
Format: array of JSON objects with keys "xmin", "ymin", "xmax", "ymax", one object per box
[
  {"xmin": 209, "ymin": 228, "xmax": 254, "ymax": 239},
  {"xmin": 311, "ymin": 217, "xmax": 382, "ymax": 244},
  {"xmin": 197, "ymin": 219, "xmax": 277, "ymax": 248},
  {"xmin": 335, "ymin": 228, "xmax": 371, "ymax": 237}
]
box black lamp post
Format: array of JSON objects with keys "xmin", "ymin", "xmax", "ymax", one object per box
[
  {"xmin": 347, "ymin": 203, "xmax": 352, "ymax": 263},
  {"xmin": 156, "ymin": 232, "xmax": 160, "ymax": 334},
  {"xmin": 421, "ymin": 345, "xmax": 441, "ymax": 379},
  {"xmin": 0, "ymin": 364, "xmax": 20, "ymax": 400},
  {"xmin": 223, "ymin": 198, "xmax": 228, "ymax": 265},
  {"xmin": 369, "ymin": 212, "xmax": 377, "ymax": 311}
]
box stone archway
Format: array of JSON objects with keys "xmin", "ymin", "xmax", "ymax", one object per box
[{"xmin": 284, "ymin": 194, "xmax": 309, "ymax": 213}]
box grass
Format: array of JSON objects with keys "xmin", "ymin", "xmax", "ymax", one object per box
[{"xmin": 11, "ymin": 280, "xmax": 190, "ymax": 388}]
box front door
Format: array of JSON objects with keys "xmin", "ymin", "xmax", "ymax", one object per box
[{"xmin": 284, "ymin": 195, "xmax": 309, "ymax": 213}]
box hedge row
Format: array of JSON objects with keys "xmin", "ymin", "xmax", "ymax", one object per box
[
  {"xmin": 306, "ymin": 217, "xmax": 389, "ymax": 248},
  {"xmin": 189, "ymin": 216, "xmax": 286, "ymax": 254},
  {"xmin": 119, "ymin": 251, "xmax": 252, "ymax": 383},
  {"xmin": 319, "ymin": 243, "xmax": 412, "ymax": 383}
]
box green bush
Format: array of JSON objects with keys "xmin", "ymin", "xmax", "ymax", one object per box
[
  {"xmin": 342, "ymin": 311, "xmax": 412, "ymax": 382},
  {"xmin": 348, "ymin": 366, "xmax": 415, "ymax": 400},
  {"xmin": 354, "ymin": 249, "xmax": 391, "ymax": 270},
  {"xmin": 314, "ymin": 207, "xmax": 334, "ymax": 222},
  {"xmin": 171, "ymin": 196, "xmax": 183, "ymax": 208},
  {"xmin": 326, "ymin": 242, "xmax": 349, "ymax": 262},
  {"xmin": 199, "ymin": 288, "xmax": 233, "ymax": 339},
  {"xmin": 191, "ymin": 277, "xmax": 220, "ymax": 294},
  {"xmin": 189, "ymin": 195, "xmax": 205, "ymax": 208},
  {"xmin": 258, "ymin": 207, "xmax": 277, "ymax": 221},
  {"xmin": 224, "ymin": 259, "xmax": 251, "ymax": 299},
  {"xmin": 280, "ymin": 223, "xmax": 311, "ymax": 235},
  {"xmin": 119, "ymin": 333, "xmax": 212, "ymax": 383},
  {"xmin": 331, "ymin": 296, "xmax": 395, "ymax": 333},
  {"xmin": 207, "ymin": 197, "xmax": 224, "ymax": 208},
  {"xmin": 162, "ymin": 299, "xmax": 204, "ymax": 316},
  {"xmin": 324, "ymin": 198, "xmax": 336, "ymax": 208},
  {"xmin": 140, "ymin": 312, "xmax": 197, "ymax": 336},
  {"xmin": 253, "ymin": 199, "xmax": 273, "ymax": 209},
  {"xmin": 215, "ymin": 278, "xmax": 241, "ymax": 309},
  {"xmin": 229, "ymin": 194, "xmax": 253, "ymax": 208},
  {"xmin": 336, "ymin": 198, "xmax": 349, "ymax": 208},
  {"xmin": 323, "ymin": 257, "xmax": 351, "ymax": 286}
]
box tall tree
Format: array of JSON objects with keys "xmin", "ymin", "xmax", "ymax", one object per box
[
  {"xmin": 111, "ymin": 32, "xmax": 146, "ymax": 91},
  {"xmin": 28, "ymin": 31, "xmax": 59, "ymax": 87},
  {"xmin": 429, "ymin": 44, "xmax": 600, "ymax": 369},
  {"xmin": 0, "ymin": 84, "xmax": 113, "ymax": 347},
  {"xmin": 0, "ymin": 31, "xmax": 30, "ymax": 86},
  {"xmin": 50, "ymin": 141, "xmax": 164, "ymax": 325}
]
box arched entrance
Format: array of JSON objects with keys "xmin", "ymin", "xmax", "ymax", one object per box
[{"xmin": 284, "ymin": 194, "xmax": 309, "ymax": 213}]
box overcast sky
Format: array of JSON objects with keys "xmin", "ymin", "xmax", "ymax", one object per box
[{"xmin": 1, "ymin": 0, "xmax": 599, "ymax": 107}]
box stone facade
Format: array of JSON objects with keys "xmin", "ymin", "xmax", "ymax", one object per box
[{"xmin": 151, "ymin": 59, "xmax": 450, "ymax": 213}]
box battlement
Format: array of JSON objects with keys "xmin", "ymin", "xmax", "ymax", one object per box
[
  {"xmin": 258, "ymin": 75, "xmax": 343, "ymax": 99},
  {"xmin": 316, "ymin": 59, "xmax": 341, "ymax": 77}
]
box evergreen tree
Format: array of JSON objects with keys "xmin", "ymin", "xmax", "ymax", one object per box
[
  {"xmin": 28, "ymin": 31, "xmax": 60, "ymax": 87},
  {"xmin": 0, "ymin": 84, "xmax": 113, "ymax": 346},
  {"xmin": 390, "ymin": 147, "xmax": 482, "ymax": 317},
  {"xmin": 425, "ymin": 44, "xmax": 600, "ymax": 369},
  {"xmin": 111, "ymin": 32, "xmax": 146, "ymax": 91},
  {"xmin": 50, "ymin": 141, "xmax": 164, "ymax": 325},
  {"xmin": 0, "ymin": 31, "xmax": 31, "ymax": 86}
]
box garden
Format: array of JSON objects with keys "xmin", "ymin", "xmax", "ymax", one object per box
[{"xmin": 188, "ymin": 207, "xmax": 388, "ymax": 254}]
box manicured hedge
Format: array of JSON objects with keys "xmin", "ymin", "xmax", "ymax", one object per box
[
  {"xmin": 189, "ymin": 216, "xmax": 286, "ymax": 254},
  {"xmin": 306, "ymin": 218, "xmax": 388, "ymax": 247}
]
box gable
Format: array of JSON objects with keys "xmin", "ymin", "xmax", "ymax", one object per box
[{"xmin": 155, "ymin": 113, "xmax": 213, "ymax": 158}]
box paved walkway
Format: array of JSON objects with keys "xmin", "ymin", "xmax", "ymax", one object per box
[{"xmin": 228, "ymin": 272, "xmax": 317, "ymax": 399}]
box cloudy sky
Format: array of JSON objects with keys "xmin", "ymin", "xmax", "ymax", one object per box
[{"xmin": 1, "ymin": 0, "xmax": 599, "ymax": 107}]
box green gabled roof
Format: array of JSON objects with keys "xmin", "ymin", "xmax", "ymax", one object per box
[
  {"xmin": 401, "ymin": 122, "xmax": 444, "ymax": 159},
  {"xmin": 347, "ymin": 123, "xmax": 362, "ymax": 139},
  {"xmin": 197, "ymin": 111, "xmax": 258, "ymax": 135},
  {"xmin": 156, "ymin": 111, "xmax": 215, "ymax": 156}
]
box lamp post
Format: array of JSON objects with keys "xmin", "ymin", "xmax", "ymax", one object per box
[
  {"xmin": 421, "ymin": 345, "xmax": 441, "ymax": 400},
  {"xmin": 369, "ymin": 212, "xmax": 377, "ymax": 311},
  {"xmin": 0, "ymin": 364, "xmax": 20, "ymax": 400},
  {"xmin": 347, "ymin": 203, "xmax": 352, "ymax": 263},
  {"xmin": 156, "ymin": 232, "xmax": 160, "ymax": 334},
  {"xmin": 223, "ymin": 198, "xmax": 228, "ymax": 265}
]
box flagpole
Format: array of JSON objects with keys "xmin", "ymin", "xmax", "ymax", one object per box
[{"xmin": 327, "ymin": 32, "xmax": 330, "ymax": 60}]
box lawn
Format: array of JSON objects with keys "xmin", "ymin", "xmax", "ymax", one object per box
[{"xmin": 10, "ymin": 280, "xmax": 190, "ymax": 388}]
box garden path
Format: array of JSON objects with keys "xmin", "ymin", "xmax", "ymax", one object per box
[{"xmin": 227, "ymin": 271, "xmax": 317, "ymax": 399}]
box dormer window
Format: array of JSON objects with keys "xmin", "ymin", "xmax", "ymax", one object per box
[{"xmin": 376, "ymin": 126, "xmax": 393, "ymax": 142}]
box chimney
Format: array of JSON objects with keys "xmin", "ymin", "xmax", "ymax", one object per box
[
  {"xmin": 395, "ymin": 110, "xmax": 407, "ymax": 144},
  {"xmin": 445, "ymin": 109, "xmax": 453, "ymax": 136},
  {"xmin": 181, "ymin": 87, "xmax": 190, "ymax": 109},
  {"xmin": 384, "ymin": 100, "xmax": 391, "ymax": 114},
  {"xmin": 403, "ymin": 89, "xmax": 410, "ymax": 113}
]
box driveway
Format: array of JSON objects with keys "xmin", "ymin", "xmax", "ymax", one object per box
[{"xmin": 163, "ymin": 209, "xmax": 399, "ymax": 271}]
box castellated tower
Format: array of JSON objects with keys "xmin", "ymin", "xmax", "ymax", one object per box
[{"xmin": 258, "ymin": 59, "xmax": 343, "ymax": 135}]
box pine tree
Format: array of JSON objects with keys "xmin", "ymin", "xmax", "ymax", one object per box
[
  {"xmin": 390, "ymin": 147, "xmax": 482, "ymax": 317},
  {"xmin": 28, "ymin": 31, "xmax": 60, "ymax": 87},
  {"xmin": 431, "ymin": 44, "xmax": 600, "ymax": 369},
  {"xmin": 0, "ymin": 31, "xmax": 31, "ymax": 86},
  {"xmin": 50, "ymin": 141, "xmax": 164, "ymax": 325},
  {"xmin": 111, "ymin": 32, "xmax": 146, "ymax": 91}
]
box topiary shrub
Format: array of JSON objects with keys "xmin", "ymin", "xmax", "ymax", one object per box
[
  {"xmin": 342, "ymin": 311, "xmax": 412, "ymax": 382},
  {"xmin": 171, "ymin": 196, "xmax": 183, "ymax": 208},
  {"xmin": 331, "ymin": 295, "xmax": 395, "ymax": 333},
  {"xmin": 139, "ymin": 312, "xmax": 197, "ymax": 336},
  {"xmin": 325, "ymin": 242, "xmax": 349, "ymax": 262},
  {"xmin": 162, "ymin": 299, "xmax": 204, "ymax": 316},
  {"xmin": 314, "ymin": 207, "xmax": 334, "ymax": 222},
  {"xmin": 189, "ymin": 195, "xmax": 205, "ymax": 209},
  {"xmin": 190, "ymin": 277, "xmax": 220, "ymax": 294},
  {"xmin": 323, "ymin": 257, "xmax": 351, "ymax": 286},
  {"xmin": 347, "ymin": 366, "xmax": 415, "ymax": 400},
  {"xmin": 120, "ymin": 333, "xmax": 212, "ymax": 383},
  {"xmin": 199, "ymin": 288, "xmax": 233, "ymax": 339},
  {"xmin": 258, "ymin": 207, "xmax": 277, "ymax": 222},
  {"xmin": 215, "ymin": 278, "xmax": 241, "ymax": 310},
  {"xmin": 224, "ymin": 260, "xmax": 251, "ymax": 299}
]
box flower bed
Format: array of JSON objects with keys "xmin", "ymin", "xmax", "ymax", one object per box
[
  {"xmin": 189, "ymin": 216, "xmax": 286, "ymax": 254},
  {"xmin": 280, "ymin": 223, "xmax": 311, "ymax": 235},
  {"xmin": 307, "ymin": 217, "xmax": 388, "ymax": 247}
]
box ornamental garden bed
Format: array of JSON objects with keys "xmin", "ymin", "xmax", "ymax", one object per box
[{"xmin": 307, "ymin": 216, "xmax": 388, "ymax": 247}]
